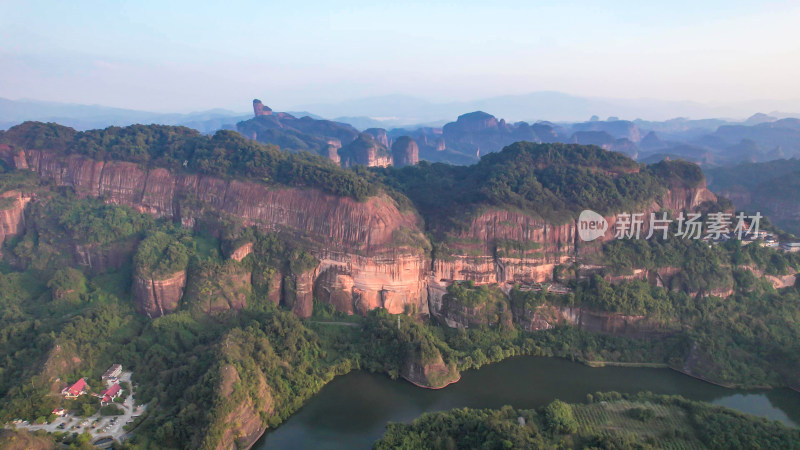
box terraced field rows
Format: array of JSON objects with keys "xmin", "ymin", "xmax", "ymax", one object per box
[{"xmin": 574, "ymin": 400, "xmax": 704, "ymax": 450}]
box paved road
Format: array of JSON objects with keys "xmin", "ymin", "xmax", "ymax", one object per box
[{"xmin": 308, "ymin": 321, "xmax": 361, "ymax": 327}]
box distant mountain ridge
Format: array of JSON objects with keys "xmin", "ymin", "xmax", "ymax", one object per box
[{"xmin": 6, "ymin": 96, "xmax": 800, "ymax": 168}]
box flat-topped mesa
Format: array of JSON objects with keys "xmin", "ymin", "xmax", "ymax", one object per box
[
  {"xmin": 133, "ymin": 270, "xmax": 187, "ymax": 318},
  {"xmin": 8, "ymin": 146, "xmax": 430, "ymax": 318},
  {"xmin": 253, "ymin": 99, "xmax": 272, "ymax": 117},
  {"xmin": 16, "ymin": 149, "xmax": 419, "ymax": 255}
]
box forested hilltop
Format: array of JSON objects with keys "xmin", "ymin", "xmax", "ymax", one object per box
[
  {"xmin": 0, "ymin": 122, "xmax": 798, "ymax": 449},
  {"xmin": 372, "ymin": 141, "xmax": 705, "ymax": 231},
  {"xmin": 0, "ymin": 121, "xmax": 377, "ymax": 200},
  {"xmin": 375, "ymin": 392, "xmax": 800, "ymax": 449}
]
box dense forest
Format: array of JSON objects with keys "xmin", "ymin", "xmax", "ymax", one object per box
[
  {"xmin": 1, "ymin": 121, "xmax": 377, "ymax": 200},
  {"xmin": 374, "ymin": 392, "xmax": 800, "ymax": 449},
  {"xmin": 371, "ymin": 142, "xmax": 704, "ymax": 232}
]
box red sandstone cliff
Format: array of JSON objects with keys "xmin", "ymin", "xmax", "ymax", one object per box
[
  {"xmin": 3, "ymin": 146, "xmax": 717, "ymax": 322},
  {"xmin": 0, "ymin": 191, "xmax": 32, "ymax": 256},
  {"xmin": 132, "ymin": 270, "xmax": 187, "ymax": 318}
]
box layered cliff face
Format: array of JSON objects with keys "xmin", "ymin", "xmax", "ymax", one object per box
[
  {"xmin": 430, "ymin": 182, "xmax": 716, "ymax": 291},
  {"xmin": 17, "ymin": 149, "xmax": 419, "ymax": 254},
  {"xmin": 0, "ymin": 190, "xmax": 31, "ymax": 255},
  {"xmin": 314, "ymin": 251, "xmax": 429, "ymax": 316},
  {"xmin": 6, "ymin": 144, "xmax": 717, "ymax": 323},
  {"xmin": 132, "ymin": 270, "xmax": 187, "ymax": 318},
  {"xmin": 286, "ymin": 267, "xmax": 316, "ymax": 319}
]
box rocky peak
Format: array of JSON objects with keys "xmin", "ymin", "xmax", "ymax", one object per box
[
  {"xmin": 253, "ymin": 99, "xmax": 273, "ymax": 117},
  {"xmin": 444, "ymin": 111, "xmax": 499, "ymax": 133},
  {"xmin": 640, "ymin": 131, "xmax": 666, "ymax": 151},
  {"xmin": 391, "ymin": 136, "xmax": 419, "ymax": 167},
  {"xmin": 363, "ymin": 128, "xmax": 389, "ymax": 148},
  {"xmin": 339, "ymin": 133, "xmax": 392, "ymax": 167}
]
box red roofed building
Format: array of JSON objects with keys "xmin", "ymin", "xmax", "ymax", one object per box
[
  {"xmin": 52, "ymin": 408, "xmax": 66, "ymax": 416},
  {"xmin": 61, "ymin": 378, "xmax": 88, "ymax": 398},
  {"xmin": 99, "ymin": 383, "xmax": 121, "ymax": 405}
]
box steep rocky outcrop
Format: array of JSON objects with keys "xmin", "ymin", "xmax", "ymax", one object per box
[
  {"xmin": 338, "ymin": 133, "xmax": 392, "ymax": 168},
  {"xmin": 238, "ymin": 101, "xmax": 359, "ymax": 157},
  {"xmin": 0, "ymin": 190, "xmax": 31, "ymax": 254},
  {"xmin": 133, "ymin": 270, "xmax": 187, "ymax": 318},
  {"xmin": 211, "ymin": 365, "xmax": 272, "ymax": 450},
  {"xmin": 391, "ymin": 136, "xmax": 419, "ymax": 167},
  {"xmin": 16, "ymin": 149, "xmax": 418, "ymax": 254},
  {"xmin": 314, "ymin": 251, "xmax": 429, "ymax": 316},
  {"xmin": 364, "ymin": 128, "xmax": 389, "ymax": 148},
  {"xmin": 252, "ymin": 99, "xmax": 272, "ymax": 117},
  {"xmin": 228, "ymin": 242, "xmax": 253, "ymax": 262},
  {"xmin": 73, "ymin": 238, "xmax": 138, "ymax": 273},
  {"xmin": 286, "ymin": 267, "xmax": 316, "ymax": 319},
  {"xmin": 401, "ymin": 352, "xmax": 460, "ymax": 389}
]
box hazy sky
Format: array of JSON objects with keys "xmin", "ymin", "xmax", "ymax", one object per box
[{"xmin": 1, "ymin": 0, "xmax": 799, "ymax": 113}]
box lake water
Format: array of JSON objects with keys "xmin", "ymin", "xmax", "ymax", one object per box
[{"xmin": 257, "ymin": 356, "xmax": 800, "ymax": 449}]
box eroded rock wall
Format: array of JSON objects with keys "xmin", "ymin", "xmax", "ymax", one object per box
[
  {"xmin": 133, "ymin": 270, "xmax": 187, "ymax": 318},
  {"xmin": 7, "ymin": 148, "xmax": 717, "ymax": 321},
  {"xmin": 0, "ymin": 191, "xmax": 31, "ymax": 255}
]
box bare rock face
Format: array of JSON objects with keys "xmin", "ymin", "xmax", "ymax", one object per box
[
  {"xmin": 0, "ymin": 191, "xmax": 32, "ymax": 255},
  {"xmin": 660, "ymin": 180, "xmax": 718, "ymax": 212},
  {"xmin": 133, "ymin": 270, "xmax": 187, "ymax": 318},
  {"xmin": 0, "ymin": 144, "xmax": 29, "ymax": 169},
  {"xmin": 228, "ymin": 242, "xmax": 253, "ymax": 262},
  {"xmin": 314, "ymin": 251, "xmax": 429, "ymax": 316},
  {"xmin": 363, "ymin": 128, "xmax": 389, "ymax": 148},
  {"xmin": 338, "ymin": 133, "xmax": 392, "ymax": 168},
  {"xmin": 253, "ymin": 99, "xmax": 272, "ymax": 117},
  {"xmin": 20, "ymin": 149, "xmax": 419, "ymax": 254},
  {"xmin": 266, "ymin": 270, "xmax": 283, "ymax": 306},
  {"xmin": 285, "ymin": 267, "xmax": 317, "ymax": 318},
  {"xmin": 326, "ymin": 139, "xmax": 341, "ymax": 164},
  {"xmin": 391, "ymin": 136, "xmax": 419, "ymax": 167},
  {"xmin": 401, "ymin": 352, "xmax": 460, "ymax": 389},
  {"xmin": 212, "ymin": 365, "xmax": 272, "ymax": 450},
  {"xmin": 73, "ymin": 238, "xmax": 138, "ymax": 273}
]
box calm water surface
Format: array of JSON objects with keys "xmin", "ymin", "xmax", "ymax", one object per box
[{"xmin": 257, "ymin": 357, "xmax": 800, "ymax": 449}]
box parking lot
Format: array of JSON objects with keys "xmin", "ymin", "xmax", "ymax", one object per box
[{"xmin": 7, "ymin": 371, "xmax": 146, "ymax": 443}]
